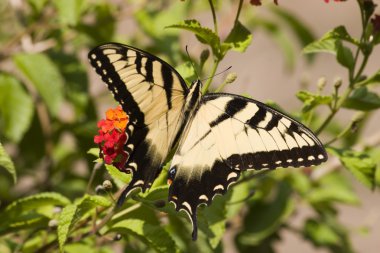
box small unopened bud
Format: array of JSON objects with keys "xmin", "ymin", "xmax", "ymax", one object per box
[
  {"xmin": 351, "ymin": 113, "xmax": 365, "ymax": 133},
  {"xmin": 225, "ymin": 72, "xmax": 237, "ymax": 84},
  {"xmin": 53, "ymin": 206, "xmax": 62, "ymax": 214},
  {"xmin": 48, "ymin": 219, "xmax": 58, "ymax": 228},
  {"xmin": 333, "ymin": 77, "xmax": 342, "ymax": 89},
  {"xmin": 200, "ymin": 49, "xmax": 210, "ymax": 63},
  {"xmin": 114, "ymin": 233, "xmax": 122, "ymax": 241},
  {"xmin": 317, "ymin": 77, "xmax": 326, "ymax": 91},
  {"xmin": 154, "ymin": 200, "xmax": 166, "ymax": 208},
  {"xmin": 102, "ymin": 180, "xmax": 113, "ymax": 190}
]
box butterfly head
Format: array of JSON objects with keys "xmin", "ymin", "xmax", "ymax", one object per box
[{"xmin": 167, "ymin": 167, "xmax": 177, "ymax": 185}]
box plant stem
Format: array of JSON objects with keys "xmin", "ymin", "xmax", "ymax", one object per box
[
  {"xmin": 208, "ymin": 0, "xmax": 218, "ymax": 35},
  {"xmin": 235, "ymin": 0, "xmax": 244, "ymax": 24},
  {"xmin": 202, "ymin": 60, "xmax": 219, "ymax": 94},
  {"xmin": 316, "ymin": 2, "xmax": 371, "ymax": 136}
]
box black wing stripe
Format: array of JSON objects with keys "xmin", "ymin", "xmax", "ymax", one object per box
[
  {"xmin": 209, "ymin": 98, "xmax": 247, "ymax": 127},
  {"xmin": 246, "ymin": 105, "xmax": 266, "ymax": 128},
  {"xmin": 161, "ymin": 64, "xmax": 174, "ymax": 109}
]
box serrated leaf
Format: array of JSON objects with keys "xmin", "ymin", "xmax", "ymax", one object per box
[
  {"xmin": 13, "ymin": 53, "xmax": 64, "ymax": 117},
  {"xmin": 222, "ymin": 21, "xmax": 252, "ymax": 53},
  {"xmin": 0, "ymin": 74, "xmax": 34, "ymax": 142},
  {"xmin": 322, "ymin": 26, "xmax": 358, "ymax": 45},
  {"xmin": 329, "ymin": 147, "xmax": 377, "ymax": 190},
  {"xmin": 303, "ymin": 38, "xmax": 339, "ymax": 54},
  {"xmin": 78, "ymin": 194, "xmax": 112, "ymax": 209},
  {"xmin": 167, "ymin": 20, "xmax": 222, "ymax": 59},
  {"xmin": 53, "ymin": 0, "xmax": 86, "ymax": 26},
  {"xmin": 1, "ymin": 192, "xmax": 71, "ymax": 218},
  {"xmin": 0, "ymin": 142, "xmax": 16, "ymax": 183},
  {"xmin": 343, "ymin": 87, "xmax": 380, "ymax": 111},
  {"xmin": 296, "ymin": 91, "xmax": 332, "ymax": 113},
  {"xmin": 108, "ymin": 219, "xmax": 177, "ymax": 253},
  {"xmin": 58, "ymin": 204, "xmax": 77, "ymax": 252}
]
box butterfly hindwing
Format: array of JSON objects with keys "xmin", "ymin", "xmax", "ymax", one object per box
[
  {"xmin": 88, "ymin": 43, "xmax": 189, "ymax": 197},
  {"xmin": 168, "ymin": 93, "xmax": 327, "ymax": 239}
]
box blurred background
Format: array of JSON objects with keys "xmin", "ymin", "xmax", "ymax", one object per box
[{"xmin": 0, "ymin": 0, "xmax": 379, "ymax": 252}]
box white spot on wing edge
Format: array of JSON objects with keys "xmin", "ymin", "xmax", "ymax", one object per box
[
  {"xmin": 91, "ymin": 54, "xmax": 96, "ymax": 59},
  {"xmin": 199, "ymin": 195, "xmax": 209, "ymax": 201},
  {"xmin": 308, "ymin": 156, "xmax": 315, "ymax": 161},
  {"xmin": 182, "ymin": 201, "xmax": 193, "ymax": 215},
  {"xmin": 227, "ymin": 172, "xmax": 238, "ymax": 181},
  {"xmin": 213, "ymin": 184, "xmax": 224, "ymax": 191},
  {"xmin": 133, "ymin": 180, "xmax": 144, "ymax": 186},
  {"xmin": 318, "ymin": 154, "xmax": 325, "ymax": 159}
]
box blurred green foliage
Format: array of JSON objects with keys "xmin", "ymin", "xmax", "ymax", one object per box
[{"xmin": 0, "ymin": 0, "xmax": 379, "ymax": 252}]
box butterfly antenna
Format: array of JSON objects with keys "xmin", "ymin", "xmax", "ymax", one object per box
[
  {"xmin": 185, "ymin": 45, "xmax": 200, "ymax": 80},
  {"xmin": 201, "ymin": 66, "xmax": 232, "ymax": 82}
]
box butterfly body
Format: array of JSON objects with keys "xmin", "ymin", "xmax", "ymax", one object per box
[{"xmin": 88, "ymin": 43, "xmax": 327, "ymax": 240}]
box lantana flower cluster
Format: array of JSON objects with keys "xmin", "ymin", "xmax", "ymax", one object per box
[{"xmin": 94, "ymin": 106, "xmax": 129, "ymax": 170}]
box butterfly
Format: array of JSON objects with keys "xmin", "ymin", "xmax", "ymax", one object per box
[{"xmin": 88, "ymin": 43, "xmax": 327, "ymax": 240}]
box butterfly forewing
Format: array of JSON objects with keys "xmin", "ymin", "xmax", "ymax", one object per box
[
  {"xmin": 88, "ymin": 43, "xmax": 188, "ymax": 195},
  {"xmin": 168, "ymin": 93, "xmax": 327, "ymax": 240}
]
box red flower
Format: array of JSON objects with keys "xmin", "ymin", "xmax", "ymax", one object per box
[
  {"xmin": 94, "ymin": 106, "xmax": 129, "ymax": 171},
  {"xmin": 324, "ymin": 0, "xmax": 345, "ymax": 3},
  {"xmin": 371, "ymin": 14, "xmax": 380, "ymax": 34}
]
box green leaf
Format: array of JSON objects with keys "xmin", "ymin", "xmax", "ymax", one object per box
[
  {"xmin": 27, "ymin": 0, "xmax": 49, "ymax": 12},
  {"xmin": 108, "ymin": 219, "xmax": 177, "ymax": 253},
  {"xmin": 303, "ymin": 38, "xmax": 339, "ymax": 55},
  {"xmin": 303, "ymin": 219, "xmax": 341, "ymax": 246},
  {"xmin": 167, "ymin": 20, "xmax": 222, "ymax": 59},
  {"xmin": 329, "ymin": 147, "xmax": 377, "ymax": 190},
  {"xmin": 200, "ymin": 194, "xmax": 229, "ymax": 248},
  {"xmin": 296, "ymin": 91, "xmax": 332, "ymax": 113},
  {"xmin": 87, "ymin": 148, "xmax": 100, "ymax": 158},
  {"xmin": 222, "ymin": 21, "xmax": 252, "ymax": 53},
  {"xmin": 321, "ymin": 26, "xmax": 358, "ymax": 45},
  {"xmin": 105, "ymin": 164, "xmax": 131, "ymax": 188},
  {"xmin": 53, "ymin": 0, "xmax": 86, "ymax": 26},
  {"xmin": 343, "ymin": 87, "xmax": 380, "ymax": 111},
  {"xmin": 336, "ymin": 42, "xmax": 354, "ymax": 70},
  {"xmin": 1, "ymin": 192, "xmax": 71, "ymax": 218},
  {"xmin": 0, "ymin": 142, "xmax": 16, "ymax": 183},
  {"xmin": 303, "ymin": 26, "xmax": 356, "ymax": 70},
  {"xmin": 0, "ymin": 74, "xmax": 34, "ymax": 142},
  {"xmin": 58, "ymin": 195, "xmax": 111, "ymax": 252},
  {"xmin": 237, "ymin": 182, "xmax": 295, "ymax": 245},
  {"xmin": 58, "ymin": 204, "xmax": 77, "ymax": 252},
  {"xmin": 175, "ymin": 62, "xmax": 196, "ymax": 86},
  {"xmin": 306, "ymin": 171, "xmax": 359, "ymax": 205},
  {"xmin": 13, "ymin": 53, "xmax": 64, "ymax": 117}
]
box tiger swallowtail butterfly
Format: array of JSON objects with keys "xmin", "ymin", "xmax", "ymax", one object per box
[{"xmin": 88, "ymin": 43, "xmax": 327, "ymax": 240}]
